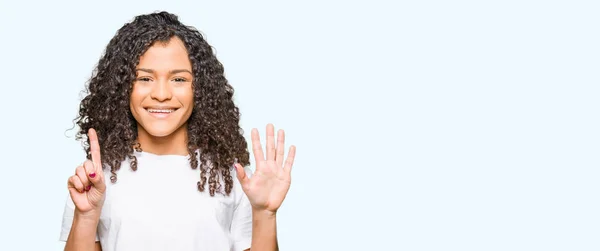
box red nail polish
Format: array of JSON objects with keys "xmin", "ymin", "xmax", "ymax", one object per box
[
  {"xmin": 86, "ymin": 185, "xmax": 91, "ymax": 191},
  {"xmin": 89, "ymin": 172, "xmax": 96, "ymax": 178}
]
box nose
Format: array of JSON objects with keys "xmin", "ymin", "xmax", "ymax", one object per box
[{"xmin": 150, "ymin": 79, "xmax": 172, "ymax": 101}]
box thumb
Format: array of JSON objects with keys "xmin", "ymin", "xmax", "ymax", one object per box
[{"xmin": 234, "ymin": 163, "xmax": 248, "ymax": 186}]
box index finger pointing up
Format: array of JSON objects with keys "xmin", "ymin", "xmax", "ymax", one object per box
[{"xmin": 88, "ymin": 128, "xmax": 102, "ymax": 170}]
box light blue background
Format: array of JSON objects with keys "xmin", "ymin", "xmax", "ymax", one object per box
[{"xmin": 0, "ymin": 0, "xmax": 598, "ymax": 250}]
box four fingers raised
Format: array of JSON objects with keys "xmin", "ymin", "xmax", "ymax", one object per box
[{"xmin": 250, "ymin": 124, "xmax": 296, "ymax": 173}]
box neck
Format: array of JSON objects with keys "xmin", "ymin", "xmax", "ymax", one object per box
[{"xmin": 136, "ymin": 124, "xmax": 189, "ymax": 156}]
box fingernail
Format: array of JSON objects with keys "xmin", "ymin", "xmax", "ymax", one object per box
[
  {"xmin": 89, "ymin": 172, "xmax": 96, "ymax": 178},
  {"xmin": 85, "ymin": 185, "xmax": 91, "ymax": 191}
]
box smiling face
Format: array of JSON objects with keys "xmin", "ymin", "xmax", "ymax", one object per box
[{"xmin": 130, "ymin": 37, "xmax": 194, "ymax": 142}]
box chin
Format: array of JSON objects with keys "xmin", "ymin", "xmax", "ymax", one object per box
[
  {"xmin": 139, "ymin": 121, "xmax": 182, "ymax": 138},
  {"xmin": 135, "ymin": 114, "xmax": 189, "ymax": 139},
  {"xmin": 145, "ymin": 129, "xmax": 177, "ymax": 138}
]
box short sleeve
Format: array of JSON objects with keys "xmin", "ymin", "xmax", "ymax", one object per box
[
  {"xmin": 230, "ymin": 167, "xmax": 253, "ymax": 251},
  {"xmin": 59, "ymin": 193, "xmax": 99, "ymax": 242}
]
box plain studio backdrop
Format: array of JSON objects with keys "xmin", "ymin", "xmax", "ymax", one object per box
[{"xmin": 0, "ymin": 0, "xmax": 598, "ymax": 250}]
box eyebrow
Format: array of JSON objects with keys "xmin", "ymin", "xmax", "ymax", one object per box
[{"xmin": 136, "ymin": 68, "xmax": 193, "ymax": 75}]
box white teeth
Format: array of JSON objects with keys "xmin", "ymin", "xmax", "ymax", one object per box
[{"xmin": 147, "ymin": 109, "xmax": 175, "ymax": 113}]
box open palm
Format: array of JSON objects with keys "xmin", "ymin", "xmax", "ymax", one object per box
[{"xmin": 235, "ymin": 124, "xmax": 296, "ymax": 213}]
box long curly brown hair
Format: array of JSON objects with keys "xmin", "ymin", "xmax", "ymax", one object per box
[{"xmin": 74, "ymin": 11, "xmax": 249, "ymax": 196}]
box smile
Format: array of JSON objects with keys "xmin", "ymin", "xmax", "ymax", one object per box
[
  {"xmin": 145, "ymin": 107, "xmax": 178, "ymax": 118},
  {"xmin": 147, "ymin": 108, "xmax": 176, "ymax": 113}
]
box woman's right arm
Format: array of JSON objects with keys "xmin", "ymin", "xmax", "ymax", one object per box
[
  {"xmin": 65, "ymin": 129, "xmax": 106, "ymax": 251},
  {"xmin": 64, "ymin": 211, "xmax": 102, "ymax": 251}
]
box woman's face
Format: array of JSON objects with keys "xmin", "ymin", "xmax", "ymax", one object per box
[{"xmin": 130, "ymin": 37, "xmax": 194, "ymax": 138}]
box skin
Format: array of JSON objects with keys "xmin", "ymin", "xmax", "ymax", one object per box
[{"xmin": 65, "ymin": 37, "xmax": 296, "ymax": 251}]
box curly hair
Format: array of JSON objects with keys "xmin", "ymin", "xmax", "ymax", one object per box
[{"xmin": 74, "ymin": 11, "xmax": 249, "ymax": 196}]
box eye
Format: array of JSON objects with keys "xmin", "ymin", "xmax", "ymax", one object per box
[
  {"xmin": 173, "ymin": 77, "xmax": 187, "ymax": 82},
  {"xmin": 137, "ymin": 77, "xmax": 152, "ymax": 82}
]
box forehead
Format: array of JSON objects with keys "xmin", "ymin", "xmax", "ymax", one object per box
[{"xmin": 137, "ymin": 37, "xmax": 192, "ymax": 71}]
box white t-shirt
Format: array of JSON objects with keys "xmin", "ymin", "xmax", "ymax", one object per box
[{"xmin": 60, "ymin": 150, "xmax": 253, "ymax": 251}]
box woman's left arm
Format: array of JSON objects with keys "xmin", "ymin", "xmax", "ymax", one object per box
[
  {"xmin": 235, "ymin": 124, "xmax": 297, "ymax": 251},
  {"xmin": 246, "ymin": 209, "xmax": 278, "ymax": 251}
]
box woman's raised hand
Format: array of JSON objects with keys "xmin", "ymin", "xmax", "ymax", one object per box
[
  {"xmin": 235, "ymin": 124, "xmax": 297, "ymax": 214},
  {"xmin": 67, "ymin": 128, "xmax": 107, "ymax": 216}
]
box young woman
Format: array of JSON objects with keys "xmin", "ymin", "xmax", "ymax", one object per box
[{"xmin": 60, "ymin": 11, "xmax": 296, "ymax": 251}]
